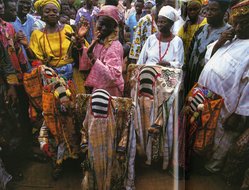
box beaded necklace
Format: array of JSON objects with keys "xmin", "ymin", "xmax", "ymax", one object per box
[
  {"xmin": 158, "ymin": 33, "xmax": 173, "ymax": 62},
  {"xmin": 43, "ymin": 26, "xmax": 62, "ymax": 67}
]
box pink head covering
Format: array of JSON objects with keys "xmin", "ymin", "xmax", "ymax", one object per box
[{"xmin": 98, "ymin": 5, "xmax": 120, "ymax": 24}]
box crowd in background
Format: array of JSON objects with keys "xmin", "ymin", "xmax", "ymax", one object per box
[{"xmin": 0, "ymin": 0, "xmax": 248, "ymax": 189}]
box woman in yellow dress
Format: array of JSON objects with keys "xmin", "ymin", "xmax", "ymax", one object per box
[
  {"xmin": 21, "ymin": 0, "xmax": 75, "ymax": 81},
  {"xmin": 19, "ymin": 0, "xmax": 89, "ymax": 93}
]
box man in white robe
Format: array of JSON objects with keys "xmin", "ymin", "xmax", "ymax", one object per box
[{"xmin": 198, "ymin": 0, "xmax": 249, "ymax": 172}]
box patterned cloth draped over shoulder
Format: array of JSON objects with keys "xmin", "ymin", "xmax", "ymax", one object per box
[
  {"xmin": 24, "ymin": 65, "xmax": 79, "ymax": 164},
  {"xmin": 0, "ymin": 19, "xmax": 29, "ymax": 81},
  {"xmin": 23, "ymin": 65, "xmax": 58, "ymax": 115},
  {"xmin": 126, "ymin": 64, "xmax": 182, "ymax": 170},
  {"xmin": 76, "ymin": 90, "xmax": 134, "ymax": 190},
  {"xmin": 176, "ymin": 83, "xmax": 224, "ymax": 171},
  {"xmin": 41, "ymin": 78, "xmax": 79, "ymax": 163}
]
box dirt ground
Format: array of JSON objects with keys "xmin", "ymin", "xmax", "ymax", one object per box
[{"xmin": 8, "ymin": 157, "xmax": 240, "ymax": 190}]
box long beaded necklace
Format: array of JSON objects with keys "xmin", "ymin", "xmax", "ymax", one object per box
[
  {"xmin": 158, "ymin": 33, "xmax": 173, "ymax": 62},
  {"xmin": 43, "ymin": 26, "xmax": 62, "ymax": 67}
]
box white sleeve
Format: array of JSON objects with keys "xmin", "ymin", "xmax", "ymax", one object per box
[
  {"xmin": 169, "ymin": 38, "xmax": 184, "ymax": 68},
  {"xmin": 235, "ymin": 67, "xmax": 249, "ymax": 116},
  {"xmin": 137, "ymin": 37, "xmax": 150, "ymax": 65}
]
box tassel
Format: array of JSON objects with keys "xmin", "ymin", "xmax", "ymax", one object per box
[
  {"xmin": 54, "ymin": 91, "xmax": 59, "ymax": 98},
  {"xmin": 66, "ymin": 89, "xmax": 71, "ymax": 97}
]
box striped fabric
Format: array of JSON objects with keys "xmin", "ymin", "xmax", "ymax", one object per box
[
  {"xmin": 139, "ymin": 66, "xmax": 159, "ymax": 98},
  {"xmin": 44, "ymin": 68, "xmax": 54, "ymax": 78},
  {"xmin": 40, "ymin": 65, "xmax": 58, "ymax": 86},
  {"xmin": 91, "ymin": 89, "xmax": 111, "ymax": 118},
  {"xmin": 190, "ymin": 89, "xmax": 205, "ymax": 112}
]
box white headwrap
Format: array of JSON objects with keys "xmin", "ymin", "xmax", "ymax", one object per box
[
  {"xmin": 145, "ymin": 0, "xmax": 156, "ymax": 6},
  {"xmin": 158, "ymin": 6, "xmax": 179, "ymax": 22}
]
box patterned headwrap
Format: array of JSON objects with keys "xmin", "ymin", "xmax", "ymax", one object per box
[
  {"xmin": 231, "ymin": 0, "xmax": 249, "ymax": 17},
  {"xmin": 187, "ymin": 0, "xmax": 202, "ymax": 6},
  {"xmin": 34, "ymin": 0, "xmax": 61, "ymax": 13}
]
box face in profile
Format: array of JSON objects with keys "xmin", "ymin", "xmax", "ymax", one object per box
[
  {"xmin": 232, "ymin": 15, "xmax": 249, "ymax": 39},
  {"xmin": 0, "ymin": 0, "xmax": 5, "ymax": 15},
  {"xmin": 96, "ymin": 16, "xmax": 117, "ymax": 39}
]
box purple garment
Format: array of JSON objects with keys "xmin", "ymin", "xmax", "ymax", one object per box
[{"xmin": 75, "ymin": 6, "xmax": 100, "ymax": 43}]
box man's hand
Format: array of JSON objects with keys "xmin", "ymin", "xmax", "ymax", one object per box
[
  {"xmin": 65, "ymin": 19, "xmax": 89, "ymax": 49},
  {"xmin": 212, "ymin": 27, "xmax": 235, "ymax": 56},
  {"xmin": 87, "ymin": 31, "xmax": 101, "ymax": 63},
  {"xmin": 216, "ymin": 27, "xmax": 235, "ymax": 47},
  {"xmin": 77, "ymin": 18, "xmax": 90, "ymax": 38}
]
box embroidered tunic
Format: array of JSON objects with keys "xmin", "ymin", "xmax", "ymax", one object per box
[{"xmin": 128, "ymin": 64, "xmax": 182, "ymax": 170}]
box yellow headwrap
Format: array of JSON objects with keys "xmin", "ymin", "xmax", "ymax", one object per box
[
  {"xmin": 231, "ymin": 0, "xmax": 249, "ymax": 17},
  {"xmin": 34, "ymin": 0, "xmax": 61, "ymax": 13},
  {"xmin": 187, "ymin": 0, "xmax": 203, "ymax": 7}
]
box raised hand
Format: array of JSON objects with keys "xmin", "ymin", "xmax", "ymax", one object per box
[
  {"xmin": 86, "ymin": 31, "xmax": 101, "ymax": 64},
  {"xmin": 217, "ymin": 27, "xmax": 235, "ymax": 46},
  {"xmin": 87, "ymin": 31, "xmax": 101, "ymax": 56},
  {"xmin": 65, "ymin": 17, "xmax": 89, "ymax": 48},
  {"xmin": 211, "ymin": 27, "xmax": 235, "ymax": 56},
  {"xmin": 65, "ymin": 32, "xmax": 85, "ymax": 50},
  {"xmin": 78, "ymin": 17, "xmax": 90, "ymax": 38}
]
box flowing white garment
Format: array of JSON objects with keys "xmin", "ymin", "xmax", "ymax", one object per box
[
  {"xmin": 199, "ymin": 38, "xmax": 249, "ymax": 119},
  {"xmin": 199, "ymin": 38, "xmax": 249, "ymax": 172},
  {"xmin": 137, "ymin": 34, "xmax": 184, "ymax": 68}
]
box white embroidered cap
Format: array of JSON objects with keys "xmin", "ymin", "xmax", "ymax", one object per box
[{"xmin": 158, "ymin": 6, "xmax": 179, "ymax": 22}]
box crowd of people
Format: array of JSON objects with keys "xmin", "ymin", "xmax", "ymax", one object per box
[{"xmin": 0, "ymin": 0, "xmax": 248, "ymax": 189}]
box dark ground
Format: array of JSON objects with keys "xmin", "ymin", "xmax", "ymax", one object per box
[{"xmin": 7, "ymin": 155, "xmax": 240, "ymax": 190}]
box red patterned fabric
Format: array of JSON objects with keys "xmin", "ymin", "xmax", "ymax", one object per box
[{"xmin": 0, "ymin": 19, "xmax": 28, "ymax": 80}]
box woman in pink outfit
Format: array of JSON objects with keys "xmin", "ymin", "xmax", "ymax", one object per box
[{"xmin": 85, "ymin": 5, "xmax": 124, "ymax": 97}]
